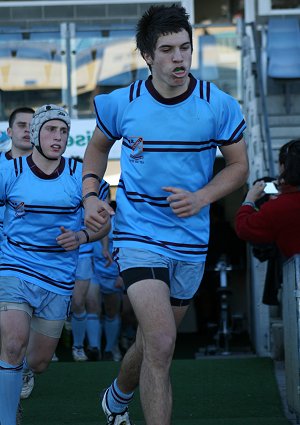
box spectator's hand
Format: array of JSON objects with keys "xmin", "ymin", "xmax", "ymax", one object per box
[
  {"xmin": 84, "ymin": 198, "xmax": 114, "ymax": 232},
  {"xmin": 162, "ymin": 186, "xmax": 202, "ymax": 217},
  {"xmin": 245, "ymin": 181, "xmax": 266, "ymax": 203},
  {"xmin": 57, "ymin": 226, "xmax": 80, "ymax": 251}
]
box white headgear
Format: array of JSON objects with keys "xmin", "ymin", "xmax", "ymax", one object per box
[{"xmin": 30, "ymin": 104, "xmax": 70, "ymax": 147}]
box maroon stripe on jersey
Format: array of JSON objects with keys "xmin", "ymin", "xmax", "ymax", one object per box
[
  {"xmin": 200, "ymin": 80, "xmax": 204, "ymax": 99},
  {"xmin": 136, "ymin": 80, "xmax": 143, "ymax": 98},
  {"xmin": 129, "ymin": 82, "xmax": 135, "ymax": 102},
  {"xmin": 207, "ymin": 81, "xmax": 211, "ymax": 103}
]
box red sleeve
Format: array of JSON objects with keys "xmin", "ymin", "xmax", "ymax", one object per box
[{"xmin": 235, "ymin": 204, "xmax": 276, "ymax": 244}]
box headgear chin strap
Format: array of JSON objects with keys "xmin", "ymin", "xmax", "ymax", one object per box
[{"xmin": 30, "ymin": 104, "xmax": 71, "ymax": 160}]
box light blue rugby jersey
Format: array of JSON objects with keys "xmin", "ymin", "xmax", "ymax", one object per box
[
  {"xmin": 93, "ymin": 216, "xmax": 119, "ymax": 278},
  {"xmin": 0, "ymin": 155, "xmax": 109, "ymax": 295},
  {"xmin": 0, "ymin": 152, "xmax": 12, "ymax": 248},
  {"xmin": 94, "ymin": 74, "xmax": 246, "ymax": 262}
]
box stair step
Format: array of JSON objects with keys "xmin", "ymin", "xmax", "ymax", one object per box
[
  {"xmin": 268, "ymin": 115, "xmax": 300, "ymax": 126},
  {"xmin": 270, "ymin": 138, "xmax": 292, "ymax": 150},
  {"xmin": 266, "ymin": 94, "xmax": 300, "ymax": 114},
  {"xmin": 269, "ymin": 126, "xmax": 300, "ymax": 138}
]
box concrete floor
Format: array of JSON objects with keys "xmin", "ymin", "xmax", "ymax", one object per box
[{"xmin": 274, "ymin": 361, "xmax": 299, "ymax": 425}]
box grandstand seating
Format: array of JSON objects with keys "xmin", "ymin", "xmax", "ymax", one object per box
[
  {"xmin": 0, "ymin": 26, "xmax": 22, "ymax": 41},
  {"xmin": 266, "ymin": 17, "xmax": 300, "ymax": 112}
]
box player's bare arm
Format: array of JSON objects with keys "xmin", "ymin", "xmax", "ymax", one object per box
[{"xmin": 82, "ymin": 127, "xmax": 115, "ymax": 231}]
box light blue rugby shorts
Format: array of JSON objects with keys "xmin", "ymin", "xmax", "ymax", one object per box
[
  {"xmin": 75, "ymin": 255, "xmax": 94, "ymax": 281},
  {"xmin": 115, "ymin": 247, "xmax": 205, "ymax": 302},
  {"xmin": 91, "ymin": 273, "xmax": 123, "ymax": 295},
  {"xmin": 0, "ymin": 276, "xmax": 71, "ymax": 338}
]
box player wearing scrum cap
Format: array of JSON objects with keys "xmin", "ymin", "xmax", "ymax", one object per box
[{"xmin": 0, "ymin": 104, "xmax": 111, "ymax": 425}]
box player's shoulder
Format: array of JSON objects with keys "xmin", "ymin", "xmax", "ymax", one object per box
[
  {"xmin": 195, "ymin": 79, "xmax": 243, "ymax": 122},
  {"xmin": 94, "ymin": 79, "xmax": 147, "ymax": 107},
  {"xmin": 0, "ymin": 151, "xmax": 10, "ymax": 163},
  {"xmin": 193, "ymin": 78, "xmax": 231, "ymax": 102},
  {"xmin": 0, "ymin": 155, "xmax": 28, "ymax": 187},
  {"xmin": 0, "ymin": 153, "xmax": 25, "ymax": 172},
  {"xmin": 63, "ymin": 156, "xmax": 83, "ymax": 176}
]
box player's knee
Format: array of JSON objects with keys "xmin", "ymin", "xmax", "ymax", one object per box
[
  {"xmin": 71, "ymin": 300, "xmax": 85, "ymax": 312},
  {"xmin": 144, "ymin": 330, "xmax": 176, "ymax": 366},
  {"xmin": 104, "ymin": 306, "xmax": 119, "ymax": 318},
  {"xmin": 5, "ymin": 338, "xmax": 27, "ymax": 365},
  {"xmin": 30, "ymin": 359, "xmax": 49, "ymax": 374}
]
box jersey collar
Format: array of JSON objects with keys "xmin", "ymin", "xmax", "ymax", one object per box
[
  {"xmin": 145, "ymin": 73, "xmax": 197, "ymax": 105},
  {"xmin": 27, "ymin": 154, "xmax": 66, "ymax": 180},
  {"xmin": 5, "ymin": 151, "xmax": 12, "ymax": 160}
]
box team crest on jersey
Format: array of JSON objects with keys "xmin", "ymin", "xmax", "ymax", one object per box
[
  {"xmin": 129, "ymin": 136, "xmax": 144, "ymax": 162},
  {"xmin": 14, "ymin": 201, "xmax": 25, "ymax": 218}
]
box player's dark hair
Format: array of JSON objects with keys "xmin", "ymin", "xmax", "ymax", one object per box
[
  {"xmin": 8, "ymin": 107, "xmax": 35, "ymax": 128},
  {"xmin": 136, "ymin": 3, "xmax": 193, "ymax": 60}
]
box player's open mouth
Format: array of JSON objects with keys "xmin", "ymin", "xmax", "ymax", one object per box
[
  {"xmin": 173, "ymin": 67, "xmax": 186, "ymax": 76},
  {"xmin": 51, "ymin": 144, "xmax": 61, "ymax": 150}
]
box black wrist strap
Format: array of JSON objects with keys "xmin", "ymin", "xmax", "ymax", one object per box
[
  {"xmin": 82, "ymin": 173, "xmax": 101, "ymax": 182},
  {"xmin": 82, "ymin": 192, "xmax": 98, "ymax": 203},
  {"xmin": 81, "ymin": 229, "xmax": 90, "ymax": 243}
]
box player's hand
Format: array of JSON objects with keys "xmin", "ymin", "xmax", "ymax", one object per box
[
  {"xmin": 56, "ymin": 226, "xmax": 80, "ymax": 251},
  {"xmin": 115, "ymin": 275, "xmax": 124, "ymax": 289},
  {"xmin": 102, "ymin": 248, "xmax": 113, "ymax": 267},
  {"xmin": 84, "ymin": 198, "xmax": 114, "ymax": 232},
  {"xmin": 162, "ymin": 186, "xmax": 202, "ymax": 218}
]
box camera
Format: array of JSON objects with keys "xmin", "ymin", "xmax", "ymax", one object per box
[{"xmin": 264, "ymin": 182, "xmax": 278, "ymax": 194}]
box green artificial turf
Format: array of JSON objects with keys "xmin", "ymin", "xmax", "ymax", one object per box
[{"xmin": 21, "ymin": 357, "xmax": 290, "ymax": 425}]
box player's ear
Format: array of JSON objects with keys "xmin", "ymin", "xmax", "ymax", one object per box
[{"xmin": 143, "ymin": 52, "xmax": 152, "ymax": 67}]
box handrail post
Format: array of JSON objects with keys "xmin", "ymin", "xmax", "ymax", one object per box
[{"xmin": 248, "ymin": 21, "xmax": 275, "ymax": 177}]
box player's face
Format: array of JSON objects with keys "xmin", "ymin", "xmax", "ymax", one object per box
[
  {"xmin": 39, "ymin": 120, "xmax": 69, "ymax": 159},
  {"xmin": 7, "ymin": 112, "xmax": 33, "ymax": 153},
  {"xmin": 144, "ymin": 29, "xmax": 192, "ymax": 98}
]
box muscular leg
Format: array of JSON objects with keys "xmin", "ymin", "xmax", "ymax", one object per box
[
  {"xmin": 115, "ymin": 279, "xmax": 189, "ymax": 425},
  {"xmin": 117, "ymin": 326, "xmax": 143, "ymax": 392},
  {"xmin": 117, "ymin": 304, "xmax": 188, "ymax": 394},
  {"xmin": 0, "ymin": 309, "xmax": 30, "ymax": 364},
  {"xmin": 86, "ymin": 283, "xmax": 102, "ymax": 351},
  {"xmin": 0, "ymin": 309, "xmax": 31, "ymax": 425},
  {"xmin": 103, "ymin": 292, "xmax": 121, "ymax": 353},
  {"xmin": 72, "ymin": 279, "xmax": 90, "ymax": 314},
  {"xmin": 25, "ymin": 329, "xmax": 60, "ymax": 373},
  {"xmin": 71, "ymin": 279, "xmax": 90, "ymax": 349},
  {"xmin": 103, "ymin": 292, "xmax": 121, "ymax": 319},
  {"xmin": 120, "ymin": 293, "xmax": 137, "ymax": 351}
]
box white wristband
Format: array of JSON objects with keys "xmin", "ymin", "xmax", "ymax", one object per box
[{"xmin": 242, "ymin": 201, "xmax": 256, "ymax": 208}]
